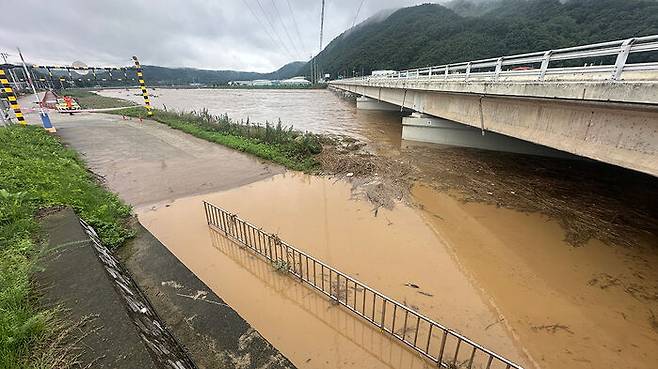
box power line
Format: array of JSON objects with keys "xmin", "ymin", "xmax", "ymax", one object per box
[
  {"xmin": 285, "ymin": 0, "xmax": 308, "ymax": 58},
  {"xmin": 352, "ymin": 0, "xmax": 366, "ymax": 29},
  {"xmin": 254, "ymin": 0, "xmax": 296, "ymax": 60},
  {"xmin": 240, "ymin": 0, "xmax": 294, "ymax": 59},
  {"xmin": 270, "ymin": 0, "xmax": 304, "ymax": 60}
]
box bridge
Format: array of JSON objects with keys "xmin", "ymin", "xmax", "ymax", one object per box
[{"xmin": 329, "ymin": 35, "xmax": 658, "ymax": 177}]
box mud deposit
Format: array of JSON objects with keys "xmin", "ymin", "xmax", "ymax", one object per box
[{"xmin": 136, "ymin": 174, "xmax": 530, "ymax": 369}]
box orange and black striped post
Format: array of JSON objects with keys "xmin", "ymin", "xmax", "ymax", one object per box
[
  {"xmin": 0, "ymin": 69, "xmax": 26, "ymax": 125},
  {"xmin": 132, "ymin": 56, "xmax": 153, "ymax": 116}
]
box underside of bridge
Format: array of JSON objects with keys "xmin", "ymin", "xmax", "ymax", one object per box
[{"xmin": 332, "ymin": 82, "xmax": 658, "ymax": 177}]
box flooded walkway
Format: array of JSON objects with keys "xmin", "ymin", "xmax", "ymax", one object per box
[{"xmin": 136, "ymin": 174, "xmax": 530, "ymax": 369}]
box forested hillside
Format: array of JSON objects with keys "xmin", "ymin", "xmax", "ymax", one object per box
[
  {"xmin": 143, "ymin": 61, "xmax": 305, "ymax": 85},
  {"xmin": 305, "ymin": 0, "xmax": 658, "ymax": 78}
]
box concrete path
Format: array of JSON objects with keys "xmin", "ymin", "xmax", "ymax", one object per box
[
  {"xmin": 37, "ymin": 208, "xmax": 158, "ymax": 369},
  {"xmin": 47, "ymin": 112, "xmax": 282, "ymax": 206}
]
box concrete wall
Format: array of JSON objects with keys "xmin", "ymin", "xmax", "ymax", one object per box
[
  {"xmin": 332, "ymin": 81, "xmax": 658, "ymax": 177},
  {"xmin": 356, "ymin": 96, "xmax": 399, "ymax": 111},
  {"xmin": 334, "ymin": 78, "xmax": 658, "ymax": 106}
]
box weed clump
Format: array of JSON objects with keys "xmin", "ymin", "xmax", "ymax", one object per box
[{"xmin": 272, "ymin": 260, "xmax": 290, "ymax": 273}]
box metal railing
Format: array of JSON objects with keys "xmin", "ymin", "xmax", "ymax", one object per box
[
  {"xmin": 335, "ymin": 35, "xmax": 658, "ymax": 83},
  {"xmin": 203, "ymin": 201, "xmax": 524, "ymax": 369}
]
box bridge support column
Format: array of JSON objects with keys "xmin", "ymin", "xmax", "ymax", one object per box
[
  {"xmin": 402, "ymin": 113, "xmax": 574, "ymax": 158},
  {"xmin": 356, "ymin": 96, "xmax": 399, "ymax": 111}
]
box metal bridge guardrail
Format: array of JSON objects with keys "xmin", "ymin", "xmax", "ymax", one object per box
[
  {"xmin": 203, "ymin": 201, "xmax": 524, "ymax": 369},
  {"xmin": 336, "ymin": 35, "xmax": 658, "ymax": 83}
]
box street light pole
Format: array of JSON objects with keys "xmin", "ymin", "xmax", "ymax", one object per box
[{"xmin": 17, "ymin": 47, "xmax": 55, "ymax": 132}]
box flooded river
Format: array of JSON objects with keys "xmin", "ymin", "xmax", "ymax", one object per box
[
  {"xmin": 99, "ymin": 88, "xmax": 658, "ymax": 369},
  {"xmin": 98, "ymin": 88, "xmax": 401, "ymax": 142}
]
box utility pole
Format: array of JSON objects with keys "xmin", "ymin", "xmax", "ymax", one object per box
[{"xmin": 317, "ymin": 0, "xmax": 325, "ymax": 84}]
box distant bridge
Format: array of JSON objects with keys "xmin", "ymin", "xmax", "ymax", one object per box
[{"xmin": 330, "ymin": 35, "xmax": 658, "ymax": 177}]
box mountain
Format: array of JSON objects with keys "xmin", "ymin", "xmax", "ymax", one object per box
[
  {"xmin": 268, "ymin": 61, "xmax": 306, "ymax": 80},
  {"xmin": 304, "ymin": 0, "xmax": 658, "ymax": 78},
  {"xmin": 142, "ymin": 61, "xmax": 305, "ymax": 86},
  {"xmin": 31, "ymin": 60, "xmax": 306, "ymax": 87}
]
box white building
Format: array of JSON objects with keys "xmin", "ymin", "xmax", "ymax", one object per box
[
  {"xmin": 280, "ymin": 76, "xmax": 312, "ymax": 86},
  {"xmin": 252, "ymin": 79, "xmax": 273, "ymax": 86},
  {"xmin": 229, "ymin": 80, "xmax": 253, "ymax": 86}
]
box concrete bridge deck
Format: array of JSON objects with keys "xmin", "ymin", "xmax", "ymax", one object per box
[{"xmin": 330, "ymin": 36, "xmax": 658, "ymax": 177}]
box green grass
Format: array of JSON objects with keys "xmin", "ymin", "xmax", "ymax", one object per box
[
  {"xmin": 117, "ymin": 107, "xmax": 323, "ymax": 172},
  {"xmin": 0, "ymin": 126, "xmax": 133, "ymax": 368},
  {"xmin": 59, "ymin": 89, "xmax": 137, "ymax": 109}
]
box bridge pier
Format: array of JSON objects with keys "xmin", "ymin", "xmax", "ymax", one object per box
[
  {"xmin": 356, "ymin": 96, "xmax": 399, "ymax": 111},
  {"xmin": 402, "ymin": 113, "xmax": 575, "ymax": 158}
]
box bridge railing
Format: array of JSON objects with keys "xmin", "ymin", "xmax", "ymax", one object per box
[
  {"xmin": 337, "ymin": 35, "xmax": 658, "ymax": 83},
  {"xmin": 203, "ymin": 201, "xmax": 525, "ymax": 369}
]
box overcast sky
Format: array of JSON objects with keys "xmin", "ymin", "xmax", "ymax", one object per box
[{"xmin": 3, "ymin": 0, "xmax": 432, "ymax": 72}]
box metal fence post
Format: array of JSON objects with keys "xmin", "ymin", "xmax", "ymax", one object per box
[
  {"xmin": 132, "ymin": 56, "xmax": 154, "ymax": 116},
  {"xmin": 611, "ymin": 38, "xmax": 636, "ymax": 81},
  {"xmin": 465, "ymin": 62, "xmax": 472, "ymax": 82},
  {"xmin": 494, "ymin": 57, "xmax": 504, "ymax": 81},
  {"xmin": 0, "ymin": 69, "xmax": 26, "ymax": 125},
  {"xmin": 538, "ymin": 50, "xmax": 553, "ymax": 81}
]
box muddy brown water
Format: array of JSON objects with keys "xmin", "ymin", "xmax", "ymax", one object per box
[
  {"xmin": 99, "ymin": 88, "xmax": 657, "ymax": 369},
  {"xmin": 98, "ymin": 88, "xmax": 399, "ymax": 141},
  {"xmin": 136, "ymin": 174, "xmax": 529, "ymax": 369}
]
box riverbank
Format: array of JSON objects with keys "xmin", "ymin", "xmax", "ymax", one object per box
[
  {"xmin": 75, "ymin": 89, "xmax": 658, "ymax": 247},
  {"xmin": 0, "ymin": 126, "xmax": 132, "ymax": 368}
]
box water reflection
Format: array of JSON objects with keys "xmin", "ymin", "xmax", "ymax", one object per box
[{"xmin": 208, "ymin": 229, "xmax": 433, "ymax": 369}]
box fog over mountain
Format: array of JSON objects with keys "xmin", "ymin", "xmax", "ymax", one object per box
[{"xmin": 304, "ymin": 0, "xmax": 658, "ymax": 78}]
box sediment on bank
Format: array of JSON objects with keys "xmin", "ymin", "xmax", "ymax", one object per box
[{"xmin": 0, "ymin": 126, "xmax": 133, "ymax": 368}]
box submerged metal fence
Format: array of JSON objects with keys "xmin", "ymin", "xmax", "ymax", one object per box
[{"xmin": 203, "ymin": 201, "xmax": 524, "ymax": 369}]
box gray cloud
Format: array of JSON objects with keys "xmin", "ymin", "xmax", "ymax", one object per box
[{"xmin": 2, "ymin": 0, "xmax": 430, "ymax": 72}]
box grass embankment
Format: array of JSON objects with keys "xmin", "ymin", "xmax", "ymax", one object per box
[
  {"xmin": 59, "ymin": 89, "xmax": 136, "ymax": 109},
  {"xmin": 118, "ymin": 107, "xmax": 323, "ymax": 172},
  {"xmin": 0, "ymin": 126, "xmax": 132, "ymax": 368}
]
